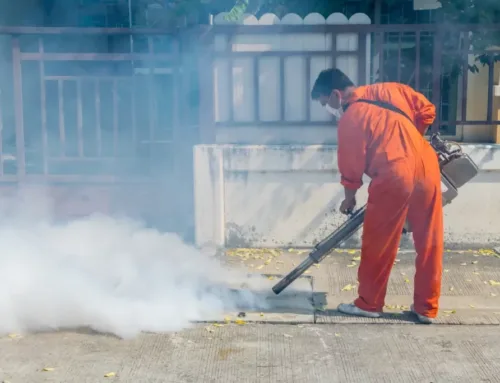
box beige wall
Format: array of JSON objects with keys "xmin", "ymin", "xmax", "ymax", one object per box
[{"xmin": 463, "ymin": 54, "xmax": 500, "ymax": 143}]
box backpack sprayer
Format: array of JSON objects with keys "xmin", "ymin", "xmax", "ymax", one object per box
[{"xmin": 271, "ymin": 132, "xmax": 479, "ymax": 295}]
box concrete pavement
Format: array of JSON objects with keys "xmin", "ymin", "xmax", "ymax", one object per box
[
  {"xmin": 2, "ymin": 324, "xmax": 500, "ymax": 382},
  {"xmin": 222, "ymin": 249, "xmax": 500, "ymax": 325},
  {"xmin": 1, "ymin": 249, "xmax": 500, "ymax": 382}
]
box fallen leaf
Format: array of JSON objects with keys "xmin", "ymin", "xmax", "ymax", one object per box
[
  {"xmin": 473, "ymin": 272, "xmax": 480, "ymax": 275},
  {"xmin": 235, "ymin": 319, "xmax": 246, "ymax": 325},
  {"xmin": 347, "ymin": 262, "xmax": 357, "ymax": 268},
  {"xmin": 341, "ymin": 284, "xmax": 356, "ymax": 292},
  {"xmin": 352, "ymin": 256, "xmax": 361, "ymax": 261},
  {"xmin": 8, "ymin": 334, "xmax": 21, "ymax": 339},
  {"xmin": 213, "ymin": 324, "xmax": 224, "ymax": 327},
  {"xmin": 489, "ymin": 280, "xmax": 500, "ymax": 286},
  {"xmin": 478, "ymin": 248, "xmax": 496, "ymax": 256},
  {"xmin": 264, "ymin": 260, "xmax": 271, "ymax": 265},
  {"xmin": 466, "ymin": 279, "xmax": 472, "ymax": 282},
  {"xmin": 267, "ymin": 276, "xmax": 275, "ymax": 280},
  {"xmin": 205, "ymin": 326, "xmax": 214, "ymax": 333},
  {"xmin": 491, "ymin": 293, "xmax": 497, "ymax": 297},
  {"xmin": 104, "ymin": 372, "xmax": 116, "ymax": 378},
  {"xmin": 347, "ymin": 250, "xmax": 356, "ymax": 254},
  {"xmin": 304, "ymin": 270, "xmax": 312, "ymax": 274},
  {"xmin": 334, "ymin": 333, "xmax": 341, "ymax": 337},
  {"xmin": 444, "ymin": 269, "xmax": 450, "ymax": 273},
  {"xmin": 469, "ymin": 305, "xmax": 475, "ymax": 308},
  {"xmin": 292, "ymin": 262, "xmax": 296, "ymax": 267},
  {"xmin": 401, "ymin": 272, "xmax": 406, "ymax": 276},
  {"xmin": 42, "ymin": 368, "xmax": 55, "ymax": 372},
  {"xmin": 314, "ymin": 264, "xmax": 320, "ymax": 269},
  {"xmin": 256, "ymin": 265, "xmax": 264, "ymax": 270},
  {"xmin": 472, "ymin": 261, "xmax": 478, "ymax": 265},
  {"xmin": 443, "ymin": 310, "xmax": 456, "ymax": 314},
  {"xmin": 460, "ymin": 263, "xmax": 467, "ymax": 266},
  {"xmin": 224, "ymin": 316, "xmax": 231, "ymax": 323},
  {"xmin": 449, "ymin": 287, "xmax": 454, "ymax": 291},
  {"xmin": 260, "ymin": 312, "xmax": 264, "ymax": 317},
  {"xmin": 404, "ymin": 278, "xmax": 410, "ymax": 284}
]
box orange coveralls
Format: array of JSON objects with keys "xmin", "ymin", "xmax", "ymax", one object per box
[{"xmin": 338, "ymin": 82, "xmax": 443, "ymax": 318}]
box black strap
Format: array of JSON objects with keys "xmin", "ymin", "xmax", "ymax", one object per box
[{"xmin": 344, "ymin": 98, "xmax": 414, "ymax": 125}]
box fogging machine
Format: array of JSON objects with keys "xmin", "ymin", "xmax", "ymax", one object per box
[{"xmin": 272, "ymin": 132, "xmax": 478, "ymax": 295}]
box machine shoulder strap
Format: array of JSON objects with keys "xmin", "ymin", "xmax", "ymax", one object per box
[{"xmin": 346, "ymin": 98, "xmax": 414, "ymax": 125}]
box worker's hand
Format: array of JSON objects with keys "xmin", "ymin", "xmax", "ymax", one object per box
[{"xmin": 340, "ymin": 197, "xmax": 356, "ymax": 215}]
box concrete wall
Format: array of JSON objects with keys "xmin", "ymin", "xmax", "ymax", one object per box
[{"xmin": 194, "ymin": 144, "xmax": 500, "ymax": 249}]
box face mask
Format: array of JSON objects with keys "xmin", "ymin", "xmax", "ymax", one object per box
[
  {"xmin": 325, "ymin": 103, "xmax": 342, "ymax": 119},
  {"xmin": 324, "ymin": 93, "xmax": 343, "ymax": 118}
]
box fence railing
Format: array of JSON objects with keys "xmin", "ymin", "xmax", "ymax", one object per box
[{"xmin": 201, "ymin": 12, "xmax": 500, "ymax": 142}]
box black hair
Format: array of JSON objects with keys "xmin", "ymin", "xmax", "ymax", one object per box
[{"xmin": 310, "ymin": 68, "xmax": 354, "ymax": 100}]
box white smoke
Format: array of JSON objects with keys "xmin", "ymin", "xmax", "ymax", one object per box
[{"xmin": 0, "ymin": 188, "xmax": 274, "ymax": 339}]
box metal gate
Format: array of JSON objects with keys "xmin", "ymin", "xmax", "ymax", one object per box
[{"xmin": 4, "ymin": 28, "xmax": 197, "ymax": 239}]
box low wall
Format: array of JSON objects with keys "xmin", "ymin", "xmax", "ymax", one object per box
[{"xmin": 194, "ymin": 144, "xmax": 500, "ymax": 249}]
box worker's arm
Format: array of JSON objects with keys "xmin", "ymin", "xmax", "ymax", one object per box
[
  {"xmin": 401, "ymin": 84, "xmax": 436, "ymax": 135},
  {"xmin": 337, "ymin": 116, "xmax": 366, "ymax": 198}
]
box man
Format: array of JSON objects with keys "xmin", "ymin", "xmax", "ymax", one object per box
[{"xmin": 311, "ymin": 69, "xmax": 443, "ymax": 324}]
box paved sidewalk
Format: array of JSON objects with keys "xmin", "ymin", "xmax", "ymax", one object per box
[
  {"xmin": 223, "ymin": 249, "xmax": 500, "ymax": 325},
  {"xmin": 1, "ymin": 324, "xmax": 500, "ymax": 382}
]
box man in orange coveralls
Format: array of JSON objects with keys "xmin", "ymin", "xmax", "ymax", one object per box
[{"xmin": 311, "ymin": 69, "xmax": 443, "ymax": 324}]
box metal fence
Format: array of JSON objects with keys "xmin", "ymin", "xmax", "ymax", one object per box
[{"xmin": 201, "ymin": 21, "xmax": 500, "ymax": 141}]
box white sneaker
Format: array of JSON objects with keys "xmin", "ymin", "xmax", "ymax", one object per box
[
  {"xmin": 410, "ymin": 304, "xmax": 433, "ymax": 324},
  {"xmin": 337, "ymin": 303, "xmax": 381, "ymax": 318}
]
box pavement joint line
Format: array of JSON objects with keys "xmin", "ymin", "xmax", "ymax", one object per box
[{"xmin": 196, "ymin": 318, "xmax": 500, "ymax": 326}]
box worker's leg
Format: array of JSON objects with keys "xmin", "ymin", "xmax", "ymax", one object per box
[
  {"xmin": 353, "ymin": 188, "xmax": 409, "ymax": 312},
  {"xmin": 407, "ymin": 157, "xmax": 444, "ymax": 319}
]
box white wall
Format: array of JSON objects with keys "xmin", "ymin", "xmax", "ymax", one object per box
[{"xmin": 194, "ymin": 144, "xmax": 500, "ymax": 249}]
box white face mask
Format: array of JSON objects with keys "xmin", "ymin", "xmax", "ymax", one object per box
[
  {"xmin": 324, "ymin": 93, "xmax": 343, "ymax": 119},
  {"xmin": 325, "ymin": 103, "xmax": 343, "ymax": 119}
]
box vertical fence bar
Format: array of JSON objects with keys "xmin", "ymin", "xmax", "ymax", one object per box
[
  {"xmin": 461, "ymin": 32, "xmax": 470, "ymax": 122},
  {"xmin": 58, "ymin": 79, "xmax": 66, "ymax": 156},
  {"xmin": 95, "ymin": 79, "xmax": 102, "ymax": 156},
  {"xmin": 305, "ymin": 56, "xmax": 311, "ymax": 121},
  {"xmin": 487, "ymin": 55, "xmax": 494, "ymax": 123},
  {"xmin": 38, "ymin": 38, "xmax": 48, "ymax": 174},
  {"xmin": 12, "ymin": 37, "xmax": 26, "ymax": 177},
  {"xmin": 377, "ymin": 32, "xmax": 384, "ymax": 82},
  {"xmin": 415, "ymin": 31, "xmax": 421, "ymax": 90},
  {"xmin": 397, "ymin": 32, "xmax": 402, "ymax": 82},
  {"xmin": 228, "ymin": 56, "xmax": 234, "ymax": 123},
  {"xmin": 358, "ymin": 33, "xmax": 367, "ymax": 86},
  {"xmin": 279, "ymin": 56, "xmax": 284, "ymax": 120},
  {"xmin": 147, "ymin": 37, "xmax": 156, "ymax": 142},
  {"xmin": 130, "ymin": 76, "xmax": 137, "ymax": 148},
  {"xmin": 76, "ymin": 78, "xmax": 84, "ymax": 157},
  {"xmin": 171, "ymin": 38, "xmax": 181, "ymax": 174},
  {"xmin": 112, "ymin": 79, "xmax": 118, "ymax": 155},
  {"xmin": 431, "ymin": 28, "xmax": 443, "ymax": 133},
  {"xmin": 253, "ymin": 56, "xmax": 260, "ymax": 121}
]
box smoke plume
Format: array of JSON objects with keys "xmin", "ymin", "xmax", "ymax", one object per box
[{"xmin": 0, "ymin": 188, "xmax": 275, "ymax": 339}]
